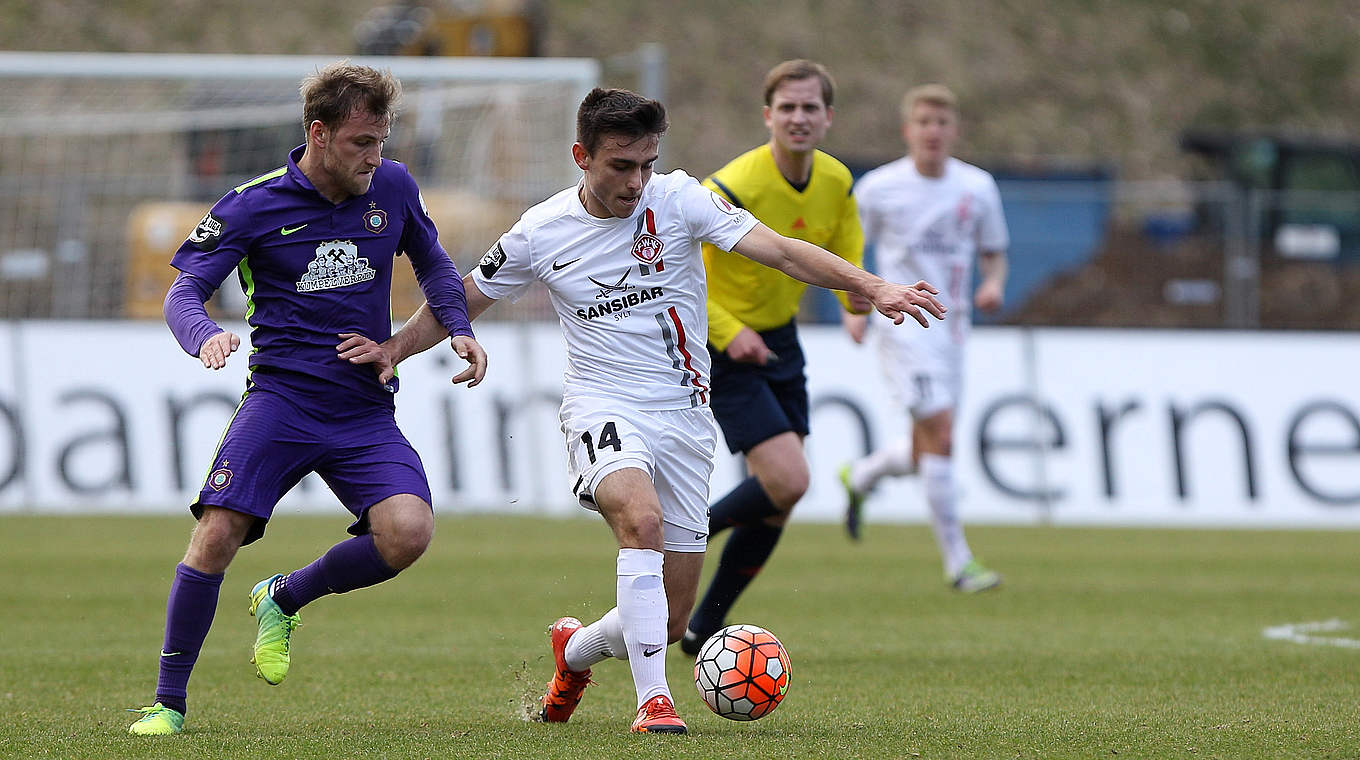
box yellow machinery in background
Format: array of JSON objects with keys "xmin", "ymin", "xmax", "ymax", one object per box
[
  {"xmin": 125, "ymin": 191, "xmax": 518, "ymax": 321},
  {"xmin": 125, "ymin": 1, "xmax": 549, "ymax": 319},
  {"xmin": 126, "ymin": 0, "xmax": 544, "ymax": 321},
  {"xmin": 356, "ymin": 1, "xmax": 541, "ymax": 57}
]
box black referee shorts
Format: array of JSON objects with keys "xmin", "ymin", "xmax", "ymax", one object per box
[{"xmin": 708, "ymin": 320, "xmax": 809, "ymax": 454}]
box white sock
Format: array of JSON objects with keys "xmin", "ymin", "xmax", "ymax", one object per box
[
  {"xmin": 850, "ymin": 436, "xmax": 915, "ymax": 494},
  {"xmin": 564, "ymin": 607, "xmax": 625, "ymax": 671},
  {"xmin": 616, "ymin": 548, "xmax": 670, "ymax": 707},
  {"xmin": 921, "ymin": 453, "xmax": 972, "ymax": 578}
]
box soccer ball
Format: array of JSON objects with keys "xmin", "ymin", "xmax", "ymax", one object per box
[{"xmin": 692, "ymin": 624, "xmax": 791, "ymax": 721}]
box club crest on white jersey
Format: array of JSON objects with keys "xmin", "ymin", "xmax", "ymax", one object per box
[
  {"xmin": 631, "ymin": 233, "xmax": 664, "ymax": 264},
  {"xmin": 471, "ymin": 170, "xmax": 758, "ymax": 410},
  {"xmin": 631, "ymin": 208, "xmax": 665, "ymax": 264}
]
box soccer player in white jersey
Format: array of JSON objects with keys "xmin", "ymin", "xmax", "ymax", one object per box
[
  {"xmin": 839, "ymin": 83, "xmax": 1009, "ymax": 593},
  {"xmin": 341, "ymin": 88, "xmax": 946, "ymax": 734}
]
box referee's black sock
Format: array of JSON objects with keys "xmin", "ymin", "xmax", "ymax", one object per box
[
  {"xmin": 689, "ymin": 523, "xmax": 784, "ymax": 636},
  {"xmin": 707, "ymin": 476, "xmax": 779, "ymax": 538}
]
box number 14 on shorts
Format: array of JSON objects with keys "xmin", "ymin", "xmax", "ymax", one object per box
[{"xmin": 580, "ymin": 421, "xmax": 623, "ymax": 464}]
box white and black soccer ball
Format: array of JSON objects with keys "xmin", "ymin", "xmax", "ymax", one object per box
[{"xmin": 693, "ymin": 624, "xmax": 791, "ymax": 721}]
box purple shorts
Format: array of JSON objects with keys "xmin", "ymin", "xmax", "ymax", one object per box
[{"xmin": 192, "ymin": 372, "xmax": 431, "ymax": 545}]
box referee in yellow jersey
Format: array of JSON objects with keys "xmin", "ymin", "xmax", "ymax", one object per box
[{"xmin": 682, "ymin": 60, "xmax": 869, "ymax": 654}]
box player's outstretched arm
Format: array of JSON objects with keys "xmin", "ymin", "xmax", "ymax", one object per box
[
  {"xmin": 866, "ymin": 278, "xmax": 945, "ymax": 328},
  {"xmin": 730, "ymin": 223, "xmax": 946, "ymax": 328},
  {"xmin": 339, "ymin": 273, "xmax": 497, "ymax": 385}
]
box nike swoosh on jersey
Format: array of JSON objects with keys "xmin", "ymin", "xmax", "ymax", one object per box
[
  {"xmin": 643, "ymin": 647, "xmax": 663, "ymax": 657},
  {"xmin": 551, "ymin": 257, "xmax": 581, "ymax": 270},
  {"xmin": 280, "ymin": 224, "xmax": 309, "ymax": 236}
]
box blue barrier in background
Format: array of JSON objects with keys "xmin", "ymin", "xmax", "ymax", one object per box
[{"xmin": 807, "ymin": 165, "xmax": 1113, "ymax": 325}]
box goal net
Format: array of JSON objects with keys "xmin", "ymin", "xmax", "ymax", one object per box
[{"xmin": 0, "ymin": 52, "xmax": 596, "ymax": 321}]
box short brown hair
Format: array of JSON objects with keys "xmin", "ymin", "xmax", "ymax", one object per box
[
  {"xmin": 762, "ymin": 59, "xmax": 835, "ymax": 107},
  {"xmin": 300, "ymin": 62, "xmax": 402, "ymax": 133},
  {"xmin": 575, "ymin": 87, "xmax": 669, "ymax": 155},
  {"xmin": 901, "ymin": 83, "xmax": 958, "ymax": 121}
]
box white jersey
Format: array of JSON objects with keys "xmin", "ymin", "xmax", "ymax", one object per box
[
  {"xmin": 473, "ymin": 170, "xmax": 759, "ymax": 411},
  {"xmin": 856, "ymin": 155, "xmax": 1008, "ymax": 347}
]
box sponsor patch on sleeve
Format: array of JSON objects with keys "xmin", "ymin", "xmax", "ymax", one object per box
[
  {"xmin": 188, "ymin": 212, "xmax": 226, "ymax": 251},
  {"xmin": 720, "ymin": 205, "xmax": 755, "ymax": 231},
  {"xmin": 710, "ymin": 190, "xmax": 741, "ymax": 215},
  {"xmin": 479, "ymin": 242, "xmax": 507, "ymax": 279}
]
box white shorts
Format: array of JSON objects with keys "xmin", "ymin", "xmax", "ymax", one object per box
[
  {"xmin": 560, "ymin": 396, "xmax": 718, "ymax": 552},
  {"xmin": 876, "ymin": 330, "xmax": 963, "ymax": 419}
]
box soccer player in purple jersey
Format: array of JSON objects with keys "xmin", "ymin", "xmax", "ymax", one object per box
[{"xmin": 128, "ymin": 62, "xmax": 487, "ymax": 737}]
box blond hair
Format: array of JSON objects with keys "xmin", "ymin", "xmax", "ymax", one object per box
[{"xmin": 900, "ymin": 83, "xmax": 957, "ymax": 121}]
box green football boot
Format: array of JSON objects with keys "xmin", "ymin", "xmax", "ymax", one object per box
[
  {"xmin": 127, "ymin": 703, "xmax": 184, "ymax": 735},
  {"xmin": 951, "ymin": 559, "xmax": 1002, "ymax": 593},
  {"xmin": 249, "ymin": 574, "xmax": 301, "ymax": 685},
  {"xmin": 838, "ymin": 462, "xmax": 866, "ymax": 541}
]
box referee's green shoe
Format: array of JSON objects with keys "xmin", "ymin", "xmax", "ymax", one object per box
[{"xmin": 249, "ymin": 574, "xmax": 301, "ymax": 685}]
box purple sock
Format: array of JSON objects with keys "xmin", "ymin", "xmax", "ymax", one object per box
[
  {"xmin": 154, "ymin": 563, "xmax": 224, "ymax": 716},
  {"xmin": 271, "ymin": 533, "xmax": 398, "ymax": 616}
]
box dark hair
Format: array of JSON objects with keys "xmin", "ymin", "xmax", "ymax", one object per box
[
  {"xmin": 300, "ymin": 61, "xmax": 402, "ymax": 133},
  {"xmin": 575, "ymin": 87, "xmax": 668, "ymax": 155},
  {"xmin": 762, "ymin": 59, "xmax": 835, "ymax": 107}
]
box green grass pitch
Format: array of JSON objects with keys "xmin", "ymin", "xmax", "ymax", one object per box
[{"xmin": 2, "ymin": 514, "xmax": 1357, "ymax": 759}]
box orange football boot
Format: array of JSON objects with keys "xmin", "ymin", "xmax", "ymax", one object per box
[
  {"xmin": 630, "ymin": 694, "xmax": 688, "ymax": 734},
  {"xmin": 538, "ymin": 616, "xmax": 593, "ymax": 722}
]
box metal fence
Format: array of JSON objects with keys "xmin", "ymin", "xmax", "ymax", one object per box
[
  {"xmin": 2, "ymin": 153, "xmax": 1358, "ymax": 330},
  {"xmin": 958, "ymin": 180, "xmax": 1360, "ymax": 332}
]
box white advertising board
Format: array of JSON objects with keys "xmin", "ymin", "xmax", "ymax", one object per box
[{"xmin": 12, "ymin": 321, "xmax": 1360, "ymax": 528}]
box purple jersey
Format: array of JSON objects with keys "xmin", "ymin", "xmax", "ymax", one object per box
[{"xmin": 170, "ymin": 145, "xmax": 472, "ymax": 402}]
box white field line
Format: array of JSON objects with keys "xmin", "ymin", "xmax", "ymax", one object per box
[{"xmin": 1262, "ymin": 619, "xmax": 1360, "ymax": 649}]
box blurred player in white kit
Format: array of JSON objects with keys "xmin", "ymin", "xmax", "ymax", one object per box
[{"xmin": 839, "ymin": 83, "xmax": 1009, "ymax": 593}]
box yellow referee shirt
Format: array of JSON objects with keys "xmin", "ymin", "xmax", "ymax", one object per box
[{"xmin": 702, "ymin": 145, "xmax": 865, "ymax": 351}]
